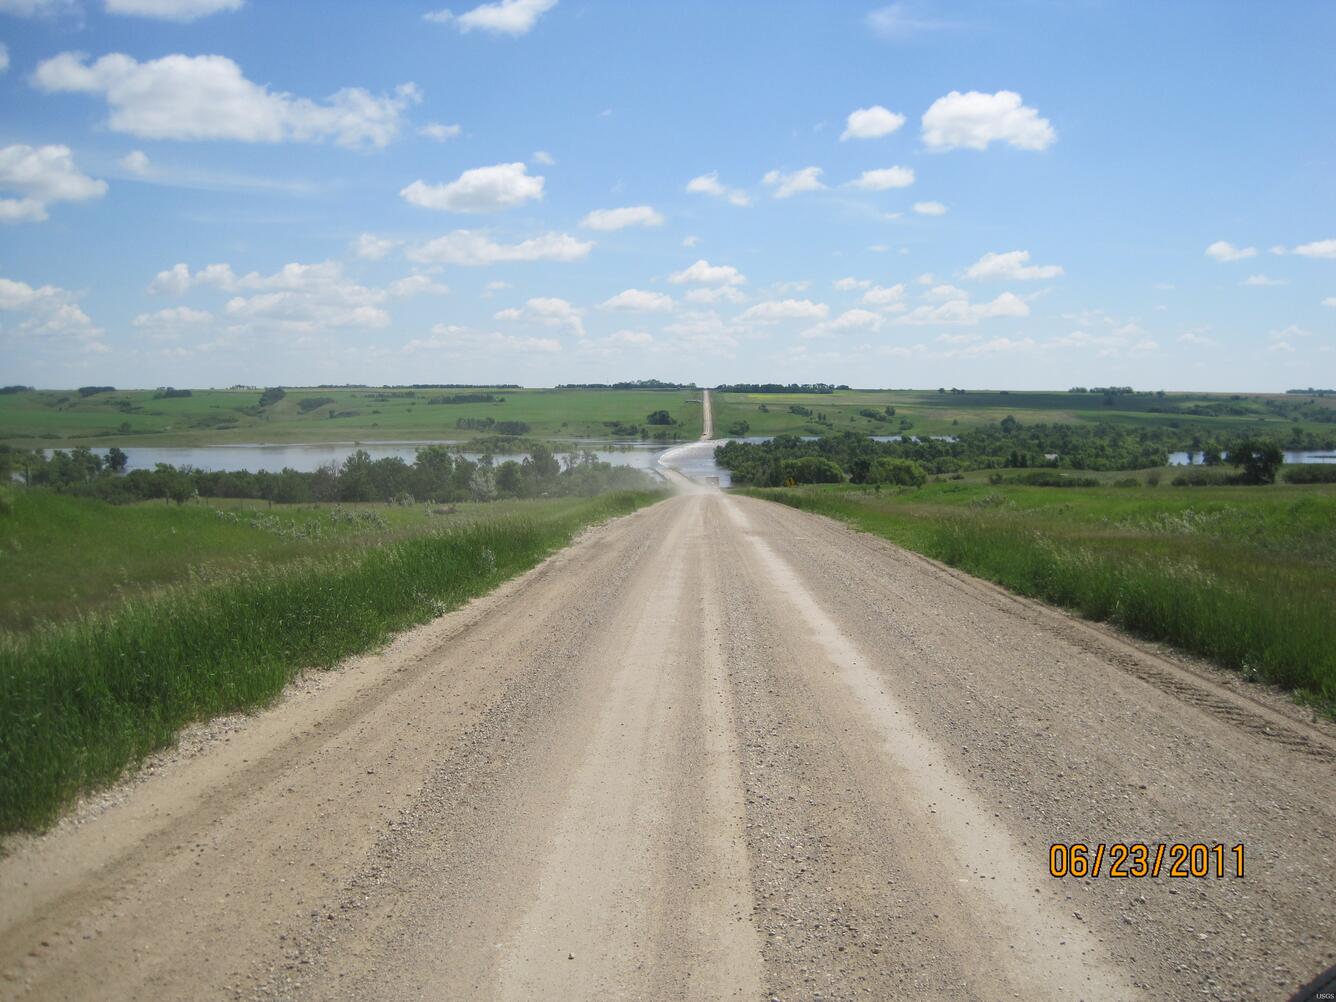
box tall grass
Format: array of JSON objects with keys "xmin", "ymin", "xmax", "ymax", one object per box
[
  {"xmin": 0, "ymin": 490, "xmax": 659, "ymax": 833},
  {"xmin": 745, "ymin": 486, "xmax": 1336, "ymax": 716}
]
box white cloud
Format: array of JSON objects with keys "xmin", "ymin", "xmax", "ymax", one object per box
[
  {"xmin": 912, "ymin": 200, "xmax": 947, "ymax": 215},
  {"xmin": 0, "ymin": 276, "xmax": 104, "ymax": 349},
  {"xmin": 762, "ymin": 166, "xmax": 825, "ymax": 198},
  {"xmin": 599, "ymin": 288, "xmax": 673, "ymax": 312},
  {"xmin": 921, "ymin": 90, "xmax": 1055, "ymax": 151},
  {"xmin": 1242, "ymin": 274, "xmax": 1287, "ymax": 286},
  {"xmin": 120, "ymin": 149, "xmax": 150, "ymax": 175},
  {"xmin": 1294, "ymin": 239, "xmax": 1336, "ymax": 259},
  {"xmin": 495, "ymin": 295, "xmax": 584, "ymax": 336},
  {"xmin": 406, "ymin": 324, "xmax": 561, "ymax": 355},
  {"xmin": 133, "ymin": 305, "xmax": 212, "ymax": 328},
  {"xmin": 738, "ymin": 299, "xmax": 828, "ymax": 324},
  {"xmin": 770, "ymin": 280, "xmax": 810, "ymax": 294},
  {"xmin": 847, "ymin": 166, "xmax": 915, "ymax": 191},
  {"xmin": 1205, "ymin": 240, "xmax": 1256, "ymax": 262},
  {"xmin": 105, "ymin": 0, "xmax": 243, "ymax": 21},
  {"xmin": 1269, "ymin": 340, "xmax": 1295, "ymax": 354},
  {"xmin": 1323, "ymin": 297, "xmax": 1336, "ymax": 308},
  {"xmin": 684, "ymin": 286, "xmax": 747, "ymax": 305},
  {"xmin": 0, "ymin": 43, "xmax": 8, "ymax": 74},
  {"xmin": 0, "ymin": 0, "xmax": 76, "ymax": 14},
  {"xmin": 419, "ymin": 122, "xmax": 462, "ymax": 142},
  {"xmin": 834, "ymin": 276, "xmax": 872, "ymax": 291},
  {"xmin": 531, "ymin": 149, "xmax": 555, "ymax": 165},
  {"xmin": 682, "ymin": 234, "xmax": 700, "ymax": 248},
  {"xmin": 408, "ymin": 229, "xmax": 591, "ymax": 265},
  {"xmin": 33, "ymin": 52, "xmax": 419, "ymax": 148},
  {"xmin": 1268, "ymin": 324, "xmax": 1311, "ymax": 342},
  {"xmin": 924, "ymin": 283, "xmax": 968, "ymax": 300},
  {"xmin": 899, "ymin": 290, "xmax": 1029, "ymax": 325},
  {"xmin": 401, "ymin": 162, "xmax": 543, "ymax": 213},
  {"xmin": 1270, "ymin": 245, "xmax": 1288, "ymax": 255},
  {"xmin": 862, "ymin": 283, "xmax": 906, "ymax": 308},
  {"xmin": 354, "ymin": 233, "xmax": 397, "ymax": 260},
  {"xmin": 608, "ymin": 329, "xmax": 652, "ymax": 345},
  {"xmin": 388, "ymin": 274, "xmax": 449, "ymax": 297},
  {"xmin": 685, "ymin": 171, "xmax": 750, "ymax": 207},
  {"xmin": 424, "ymin": 0, "xmax": 557, "ymax": 36},
  {"xmin": 866, "ymin": 3, "xmax": 956, "ymax": 39},
  {"xmin": 579, "ymin": 205, "xmax": 664, "ymax": 230},
  {"xmin": 0, "ymin": 144, "xmax": 107, "ymax": 224},
  {"xmin": 802, "ymin": 308, "xmax": 883, "ymax": 338},
  {"xmin": 1178, "ymin": 330, "xmax": 1215, "ymax": 346},
  {"xmin": 668, "ymin": 259, "xmax": 746, "ymax": 286},
  {"xmin": 966, "ymin": 249, "xmax": 1063, "ymax": 281},
  {"xmin": 840, "ymin": 105, "xmax": 905, "ymax": 141},
  {"xmin": 408, "ymin": 230, "xmax": 591, "ymax": 266}
]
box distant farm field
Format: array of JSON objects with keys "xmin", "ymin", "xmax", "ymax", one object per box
[
  {"xmin": 0, "ymin": 386, "xmax": 705, "ymax": 447},
  {"xmin": 710, "ymin": 388, "xmax": 1336, "ymax": 440}
]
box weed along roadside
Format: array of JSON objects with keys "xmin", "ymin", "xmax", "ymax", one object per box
[
  {"xmin": 738, "ymin": 481, "xmax": 1336, "ymax": 717},
  {"xmin": 0, "ymin": 490, "xmax": 665, "ymax": 835}
]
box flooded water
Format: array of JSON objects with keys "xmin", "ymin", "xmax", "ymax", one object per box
[{"xmin": 1168, "ymin": 450, "xmax": 1336, "ymax": 465}]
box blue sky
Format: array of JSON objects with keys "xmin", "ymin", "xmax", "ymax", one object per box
[{"xmin": 1, "ymin": 0, "xmax": 1333, "ymax": 390}]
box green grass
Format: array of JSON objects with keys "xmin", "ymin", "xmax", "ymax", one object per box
[
  {"xmin": 0, "ymin": 387, "xmax": 705, "ymax": 447},
  {"xmin": 0, "ymin": 489, "xmax": 664, "ymax": 833},
  {"xmin": 710, "ymin": 389, "xmax": 1336, "ymax": 440},
  {"xmin": 738, "ymin": 479, "xmax": 1336, "ymax": 716},
  {"xmin": 0, "ymin": 491, "xmax": 595, "ymax": 631}
]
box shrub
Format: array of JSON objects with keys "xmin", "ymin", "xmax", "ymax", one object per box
[
  {"xmin": 297, "ymin": 396, "xmax": 337, "ymax": 412},
  {"xmin": 1283, "ymin": 465, "xmax": 1336, "ymax": 484},
  {"xmin": 645, "ymin": 409, "xmax": 674, "ymax": 426},
  {"xmin": 780, "ymin": 457, "xmax": 844, "ymax": 484},
  {"xmin": 867, "ymin": 457, "xmax": 927, "ymax": 487},
  {"xmin": 259, "ymin": 387, "xmax": 286, "ymax": 407}
]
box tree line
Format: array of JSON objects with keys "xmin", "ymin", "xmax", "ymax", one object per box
[{"xmin": 2, "ymin": 444, "xmax": 653, "ymax": 505}]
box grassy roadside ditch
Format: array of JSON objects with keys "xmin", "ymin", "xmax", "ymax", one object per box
[
  {"xmin": 0, "ymin": 489, "xmax": 664, "ymax": 834},
  {"xmin": 738, "ymin": 482, "xmax": 1336, "ymax": 717}
]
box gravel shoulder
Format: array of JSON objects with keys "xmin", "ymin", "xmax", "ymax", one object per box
[{"xmin": 1, "ymin": 489, "xmax": 1332, "ymax": 1001}]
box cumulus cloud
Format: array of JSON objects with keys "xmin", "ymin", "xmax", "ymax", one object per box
[
  {"xmin": 424, "ymin": 0, "xmax": 557, "ymax": 35},
  {"xmin": 1323, "ymin": 297, "xmax": 1336, "ymax": 308},
  {"xmin": 599, "ymin": 288, "xmax": 673, "ymax": 312},
  {"xmin": 762, "ymin": 166, "xmax": 825, "ymax": 198},
  {"xmin": 0, "ymin": 276, "xmax": 104, "ymax": 349},
  {"xmin": 387, "ymin": 274, "xmax": 449, "ymax": 297},
  {"xmin": 966, "ymin": 250, "xmax": 1063, "ymax": 281},
  {"xmin": 668, "ymin": 259, "xmax": 746, "ymax": 286},
  {"xmin": 847, "ymin": 166, "xmax": 914, "ymax": 191},
  {"xmin": 405, "ymin": 324, "xmax": 561, "ymax": 355},
  {"xmin": 912, "ymin": 200, "xmax": 947, "ymax": 215},
  {"xmin": 1205, "ymin": 240, "xmax": 1256, "ymax": 262},
  {"xmin": 401, "ymin": 162, "xmax": 543, "ymax": 213},
  {"xmin": 354, "ymin": 233, "xmax": 397, "ymax": 260},
  {"xmin": 685, "ymin": 171, "xmax": 750, "ymax": 207},
  {"xmin": 120, "ymin": 149, "xmax": 151, "ymax": 175},
  {"xmin": 33, "ymin": 52, "xmax": 419, "ymax": 148},
  {"xmin": 0, "ymin": 144, "xmax": 107, "ymax": 223},
  {"xmin": 607, "ymin": 329, "xmax": 652, "ymax": 345},
  {"xmin": 681, "ymin": 234, "xmax": 700, "ymax": 248},
  {"xmin": 834, "ymin": 276, "xmax": 872, "ymax": 291},
  {"xmin": 1294, "ymin": 238, "xmax": 1336, "ymax": 259},
  {"xmin": 802, "ymin": 308, "xmax": 883, "ymax": 338},
  {"xmin": 898, "ymin": 289, "xmax": 1029, "ymax": 325},
  {"xmin": 133, "ymin": 305, "xmax": 212, "ymax": 328},
  {"xmin": 1242, "ymin": 274, "xmax": 1287, "ymax": 286},
  {"xmin": 737, "ymin": 299, "xmax": 828, "ymax": 324},
  {"xmin": 407, "ymin": 230, "xmax": 592, "ymax": 265},
  {"xmin": 531, "ymin": 149, "xmax": 555, "ymax": 165},
  {"xmin": 495, "ymin": 296, "xmax": 584, "ymax": 336},
  {"xmin": 579, "ymin": 205, "xmax": 664, "ymax": 230},
  {"xmin": 105, "ymin": 0, "xmax": 243, "ymax": 21},
  {"xmin": 841, "ymin": 105, "xmax": 905, "ymax": 140},
  {"xmin": 684, "ymin": 286, "xmax": 747, "ymax": 305},
  {"xmin": 921, "ymin": 90, "xmax": 1055, "ymax": 151},
  {"xmin": 862, "ymin": 283, "xmax": 907, "ymax": 308},
  {"xmin": 419, "ymin": 122, "xmax": 462, "ymax": 142}
]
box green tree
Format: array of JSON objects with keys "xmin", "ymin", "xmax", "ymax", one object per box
[
  {"xmin": 780, "ymin": 457, "xmax": 844, "ymax": 484},
  {"xmin": 867, "ymin": 457, "xmax": 927, "ymax": 487},
  {"xmin": 1229, "ymin": 439, "xmax": 1284, "ymax": 484}
]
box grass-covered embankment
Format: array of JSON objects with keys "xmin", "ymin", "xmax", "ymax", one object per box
[
  {"xmin": 739, "ymin": 480, "xmax": 1336, "ymax": 716},
  {"xmin": 0, "ymin": 489, "xmax": 663, "ymax": 833}
]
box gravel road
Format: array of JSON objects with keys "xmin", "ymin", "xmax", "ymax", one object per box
[{"xmin": 2, "ymin": 485, "xmax": 1333, "ymax": 1001}]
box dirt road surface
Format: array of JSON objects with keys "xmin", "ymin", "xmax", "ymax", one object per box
[{"xmin": 3, "ymin": 484, "xmax": 1334, "ymax": 1000}]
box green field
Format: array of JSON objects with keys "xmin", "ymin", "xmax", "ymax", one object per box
[
  {"xmin": 738, "ymin": 477, "xmax": 1336, "ymax": 717},
  {"xmin": 0, "ymin": 487, "xmax": 665, "ymax": 833},
  {"xmin": 711, "ymin": 388, "xmax": 1336, "ymax": 440},
  {"xmin": 0, "ymin": 386, "xmax": 705, "ymax": 447}
]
